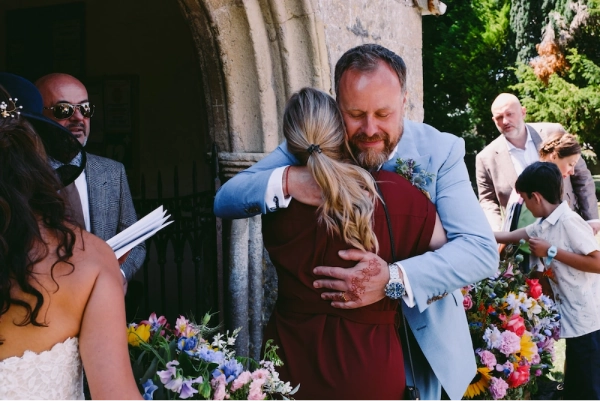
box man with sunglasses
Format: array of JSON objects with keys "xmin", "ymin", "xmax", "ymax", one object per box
[{"xmin": 37, "ymin": 73, "xmax": 146, "ymax": 292}]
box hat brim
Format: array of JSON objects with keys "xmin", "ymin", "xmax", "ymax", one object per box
[{"xmin": 22, "ymin": 112, "xmax": 86, "ymax": 187}]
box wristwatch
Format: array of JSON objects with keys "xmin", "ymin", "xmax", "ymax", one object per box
[
  {"xmin": 545, "ymin": 245, "xmax": 557, "ymax": 266},
  {"xmin": 384, "ymin": 262, "xmax": 406, "ymax": 299}
]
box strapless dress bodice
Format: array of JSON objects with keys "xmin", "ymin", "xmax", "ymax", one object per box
[{"xmin": 0, "ymin": 337, "xmax": 83, "ymax": 400}]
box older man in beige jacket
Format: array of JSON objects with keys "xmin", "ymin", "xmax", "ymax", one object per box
[{"xmin": 476, "ymin": 93, "xmax": 598, "ymax": 232}]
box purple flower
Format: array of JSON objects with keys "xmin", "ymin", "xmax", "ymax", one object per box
[
  {"xmin": 496, "ymin": 361, "xmax": 514, "ymax": 376},
  {"xmin": 164, "ymin": 377, "xmax": 183, "ymax": 393},
  {"xmin": 478, "ymin": 350, "xmax": 497, "ymax": 370},
  {"xmin": 179, "ymin": 377, "xmax": 202, "ymax": 399},
  {"xmin": 489, "ymin": 377, "xmax": 509, "ymax": 399},
  {"xmin": 142, "ymin": 379, "xmax": 158, "ymax": 400},
  {"xmin": 498, "ymin": 331, "xmax": 521, "ymax": 355},
  {"xmin": 535, "ymin": 369, "xmax": 542, "ymax": 377},
  {"xmin": 157, "ymin": 360, "xmax": 179, "ymax": 384}
]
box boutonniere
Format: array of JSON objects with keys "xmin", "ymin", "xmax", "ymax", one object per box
[{"xmin": 395, "ymin": 158, "xmax": 435, "ymax": 199}]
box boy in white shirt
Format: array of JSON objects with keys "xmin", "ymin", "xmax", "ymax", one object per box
[{"xmin": 495, "ymin": 161, "xmax": 600, "ymax": 399}]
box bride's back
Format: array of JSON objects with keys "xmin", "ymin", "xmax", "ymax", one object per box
[
  {"xmin": 0, "ymin": 227, "xmax": 109, "ymax": 360},
  {"xmin": 0, "ymin": 89, "xmax": 141, "ymax": 399}
]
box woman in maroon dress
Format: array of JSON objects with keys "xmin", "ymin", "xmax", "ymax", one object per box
[{"xmin": 262, "ymin": 87, "xmax": 445, "ymax": 400}]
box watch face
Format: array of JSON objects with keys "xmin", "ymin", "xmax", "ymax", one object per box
[{"xmin": 385, "ymin": 282, "xmax": 405, "ymax": 299}]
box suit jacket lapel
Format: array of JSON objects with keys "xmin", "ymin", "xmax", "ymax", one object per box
[
  {"xmin": 382, "ymin": 128, "xmax": 433, "ymax": 195},
  {"xmin": 85, "ymin": 155, "xmax": 107, "ymax": 238},
  {"xmin": 527, "ymin": 124, "xmax": 543, "ymax": 150}
]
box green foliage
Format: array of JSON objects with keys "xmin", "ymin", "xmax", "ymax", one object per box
[
  {"xmin": 423, "ymin": 0, "xmax": 514, "ymax": 155},
  {"xmin": 423, "ymin": 0, "xmax": 600, "ymax": 163},
  {"xmin": 512, "ymin": 49, "xmax": 600, "ymax": 151}
]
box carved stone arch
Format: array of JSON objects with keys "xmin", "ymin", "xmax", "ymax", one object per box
[{"xmin": 177, "ymin": 0, "xmax": 329, "ymax": 165}]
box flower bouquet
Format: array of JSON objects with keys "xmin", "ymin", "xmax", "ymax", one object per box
[
  {"xmin": 462, "ymin": 242, "xmax": 561, "ymax": 400},
  {"xmin": 127, "ymin": 313, "xmax": 299, "ymax": 400}
]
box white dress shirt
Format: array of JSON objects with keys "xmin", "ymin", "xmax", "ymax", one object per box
[{"xmin": 73, "ymin": 170, "xmax": 91, "ymax": 232}]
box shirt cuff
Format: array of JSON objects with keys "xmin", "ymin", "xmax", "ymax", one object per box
[
  {"xmin": 265, "ymin": 166, "xmax": 292, "ymax": 212},
  {"xmin": 396, "ymin": 262, "xmax": 415, "ymax": 308},
  {"xmin": 120, "ymin": 269, "xmax": 127, "ymax": 280}
]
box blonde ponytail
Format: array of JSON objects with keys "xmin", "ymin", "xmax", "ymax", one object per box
[{"xmin": 283, "ymin": 87, "xmax": 379, "ymax": 252}]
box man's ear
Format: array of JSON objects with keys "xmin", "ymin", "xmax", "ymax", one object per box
[{"xmin": 532, "ymin": 192, "xmax": 543, "ymax": 204}]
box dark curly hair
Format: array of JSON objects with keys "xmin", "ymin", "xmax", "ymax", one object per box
[{"xmin": 0, "ymin": 85, "xmax": 76, "ymax": 331}]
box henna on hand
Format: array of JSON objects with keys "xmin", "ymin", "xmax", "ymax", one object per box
[{"xmin": 346, "ymin": 258, "xmax": 382, "ymax": 302}]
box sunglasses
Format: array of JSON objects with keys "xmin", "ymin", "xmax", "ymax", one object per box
[{"xmin": 44, "ymin": 102, "xmax": 95, "ymax": 120}]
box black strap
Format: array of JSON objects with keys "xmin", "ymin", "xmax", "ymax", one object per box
[{"xmin": 375, "ymin": 183, "xmax": 419, "ymax": 394}]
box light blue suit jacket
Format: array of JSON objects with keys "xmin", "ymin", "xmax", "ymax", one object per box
[{"xmin": 214, "ymin": 119, "xmax": 498, "ymax": 400}]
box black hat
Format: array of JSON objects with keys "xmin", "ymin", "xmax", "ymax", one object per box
[{"xmin": 0, "ymin": 72, "xmax": 85, "ymax": 187}]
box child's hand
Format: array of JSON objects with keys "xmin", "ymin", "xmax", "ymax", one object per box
[{"xmin": 529, "ymin": 237, "xmax": 551, "ymax": 258}]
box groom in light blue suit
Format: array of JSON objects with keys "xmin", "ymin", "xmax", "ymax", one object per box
[{"xmin": 214, "ymin": 44, "xmax": 498, "ymax": 400}]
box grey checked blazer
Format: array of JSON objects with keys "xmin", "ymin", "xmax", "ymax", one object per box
[
  {"xmin": 476, "ymin": 123, "xmax": 598, "ymax": 231},
  {"xmin": 86, "ymin": 154, "xmax": 146, "ymax": 280}
]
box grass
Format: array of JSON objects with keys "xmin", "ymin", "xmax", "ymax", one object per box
[{"xmin": 550, "ymin": 339, "xmax": 565, "ymax": 381}]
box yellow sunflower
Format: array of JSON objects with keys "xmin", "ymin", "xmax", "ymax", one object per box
[
  {"xmin": 518, "ymin": 331, "xmax": 537, "ymax": 362},
  {"xmin": 464, "ymin": 367, "xmax": 492, "ymax": 399}
]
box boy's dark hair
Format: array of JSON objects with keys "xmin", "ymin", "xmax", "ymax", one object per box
[{"xmin": 515, "ymin": 161, "xmax": 563, "ymax": 204}]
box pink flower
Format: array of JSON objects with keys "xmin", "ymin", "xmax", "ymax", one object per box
[
  {"xmin": 507, "ymin": 365, "xmax": 530, "ymax": 388},
  {"xmin": 478, "ymin": 350, "xmax": 497, "ymax": 370},
  {"xmin": 248, "ymin": 378, "xmax": 266, "ymax": 400},
  {"xmin": 499, "ymin": 331, "xmax": 521, "ymax": 355},
  {"xmin": 526, "ymin": 278, "xmax": 543, "ymax": 299},
  {"xmin": 211, "ymin": 375, "xmax": 227, "ymax": 400},
  {"xmin": 489, "ymin": 377, "xmax": 509, "ymax": 399},
  {"xmin": 504, "ymin": 314, "xmax": 526, "ymax": 337},
  {"xmin": 503, "ymin": 263, "xmax": 514, "ymax": 278},
  {"xmin": 230, "ymin": 371, "xmax": 252, "ymax": 392},
  {"xmin": 463, "ymin": 294, "xmax": 474, "ymax": 310},
  {"xmin": 251, "ymin": 369, "xmax": 269, "ymax": 381}
]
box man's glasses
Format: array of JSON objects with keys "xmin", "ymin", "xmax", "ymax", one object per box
[{"xmin": 44, "ymin": 102, "xmax": 95, "ymax": 120}]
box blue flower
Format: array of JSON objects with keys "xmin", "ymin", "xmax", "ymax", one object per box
[
  {"xmin": 216, "ymin": 359, "xmax": 244, "ymax": 383},
  {"xmin": 142, "ymin": 379, "xmax": 158, "ymax": 400},
  {"xmin": 197, "ymin": 346, "xmax": 225, "ymax": 364},
  {"xmin": 177, "ymin": 336, "xmax": 198, "ymax": 354}
]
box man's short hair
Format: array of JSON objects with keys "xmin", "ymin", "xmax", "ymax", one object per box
[
  {"xmin": 334, "ymin": 44, "xmax": 407, "ymax": 99},
  {"xmin": 515, "ymin": 161, "xmax": 563, "ymax": 204}
]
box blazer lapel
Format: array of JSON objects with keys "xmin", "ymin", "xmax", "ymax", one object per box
[
  {"xmin": 527, "ymin": 125, "xmax": 543, "ymax": 150},
  {"xmin": 382, "ymin": 129, "xmax": 433, "ymax": 196},
  {"xmin": 86, "ymin": 156, "xmax": 108, "ymax": 239}
]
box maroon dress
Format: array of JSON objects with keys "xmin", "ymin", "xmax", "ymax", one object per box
[{"xmin": 262, "ymin": 170, "xmax": 436, "ymax": 400}]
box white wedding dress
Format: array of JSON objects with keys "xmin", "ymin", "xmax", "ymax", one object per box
[{"xmin": 0, "ymin": 337, "xmax": 84, "ymax": 400}]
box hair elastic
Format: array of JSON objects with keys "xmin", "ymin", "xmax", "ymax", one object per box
[{"xmin": 307, "ymin": 144, "xmax": 322, "ymax": 154}]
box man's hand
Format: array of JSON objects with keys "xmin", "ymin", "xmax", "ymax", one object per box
[
  {"xmin": 286, "ymin": 166, "xmax": 323, "ymax": 206},
  {"xmin": 529, "ymin": 237, "xmax": 551, "ymax": 258},
  {"xmin": 313, "ymin": 249, "xmax": 389, "ymax": 309}
]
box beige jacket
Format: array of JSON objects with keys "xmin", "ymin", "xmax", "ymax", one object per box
[{"xmin": 475, "ymin": 123, "xmax": 598, "ymax": 230}]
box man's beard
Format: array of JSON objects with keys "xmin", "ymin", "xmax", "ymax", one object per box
[{"xmin": 349, "ymin": 131, "xmax": 399, "ymax": 170}]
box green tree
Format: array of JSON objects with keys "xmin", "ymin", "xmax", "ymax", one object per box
[
  {"xmin": 512, "ymin": 1, "xmax": 600, "ymax": 153},
  {"xmin": 422, "ymin": 0, "xmax": 514, "ymax": 157}
]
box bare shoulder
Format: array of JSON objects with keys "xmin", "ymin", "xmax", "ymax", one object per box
[{"xmin": 72, "ymin": 229, "xmax": 120, "ymax": 276}]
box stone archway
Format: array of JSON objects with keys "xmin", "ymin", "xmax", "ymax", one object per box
[
  {"xmin": 176, "ymin": 0, "xmax": 333, "ymax": 358},
  {"xmin": 176, "ymin": 0, "xmax": 437, "ymax": 358}
]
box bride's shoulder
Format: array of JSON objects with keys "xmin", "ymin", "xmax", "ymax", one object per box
[{"xmin": 73, "ymin": 230, "xmax": 120, "ymax": 273}]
